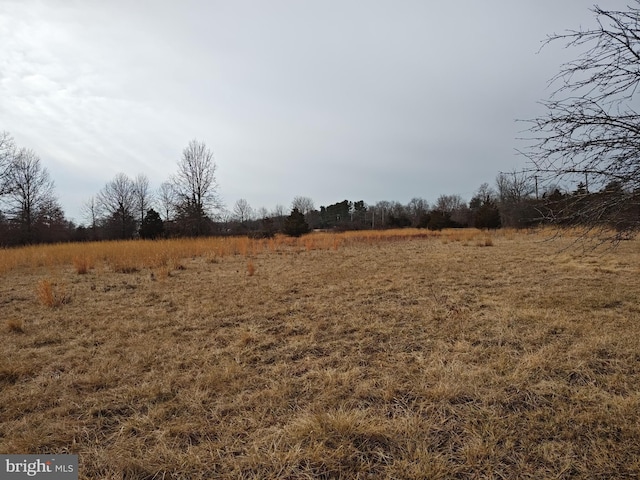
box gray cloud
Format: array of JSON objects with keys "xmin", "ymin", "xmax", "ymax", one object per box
[{"xmin": 0, "ymin": 0, "xmax": 629, "ymax": 222}]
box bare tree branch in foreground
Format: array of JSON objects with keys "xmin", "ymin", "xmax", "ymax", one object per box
[{"xmin": 523, "ymin": 2, "xmax": 640, "ymax": 240}]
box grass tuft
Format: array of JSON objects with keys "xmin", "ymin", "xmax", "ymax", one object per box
[
  {"xmin": 36, "ymin": 279, "xmax": 70, "ymax": 308},
  {"xmin": 6, "ymin": 318, "xmax": 24, "ymax": 333},
  {"xmin": 155, "ymin": 266, "xmax": 171, "ymax": 280},
  {"xmin": 72, "ymin": 255, "xmax": 92, "ymax": 274},
  {"xmin": 171, "ymin": 257, "xmax": 186, "ymax": 271},
  {"xmin": 247, "ymin": 259, "xmax": 256, "ymax": 276}
]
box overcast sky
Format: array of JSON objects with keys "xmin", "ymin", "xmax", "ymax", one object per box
[{"xmin": 0, "ymin": 0, "xmax": 630, "ymax": 223}]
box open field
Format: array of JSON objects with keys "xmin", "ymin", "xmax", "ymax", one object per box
[{"xmin": 1, "ymin": 228, "xmax": 640, "ymax": 478}]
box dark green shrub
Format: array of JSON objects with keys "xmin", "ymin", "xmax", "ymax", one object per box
[{"xmin": 283, "ymin": 208, "xmax": 310, "ymax": 237}]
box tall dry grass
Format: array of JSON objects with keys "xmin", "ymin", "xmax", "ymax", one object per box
[
  {"xmin": 0, "ymin": 229, "xmax": 496, "ymax": 277},
  {"xmin": 1, "ymin": 227, "xmax": 638, "ymax": 478}
]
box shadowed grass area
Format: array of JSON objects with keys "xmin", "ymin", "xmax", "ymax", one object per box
[{"xmin": 1, "ymin": 228, "xmax": 639, "ymax": 478}]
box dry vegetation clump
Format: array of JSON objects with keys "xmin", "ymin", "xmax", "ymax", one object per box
[
  {"xmin": 1, "ymin": 229, "xmax": 640, "ymax": 478},
  {"xmin": 247, "ymin": 259, "xmax": 256, "ymax": 276},
  {"xmin": 5, "ymin": 318, "xmax": 24, "ymax": 333},
  {"xmin": 36, "ymin": 279, "xmax": 70, "ymax": 308},
  {"xmin": 72, "ymin": 254, "xmax": 93, "ymax": 274},
  {"xmin": 476, "ymin": 236, "xmax": 494, "ymax": 247}
]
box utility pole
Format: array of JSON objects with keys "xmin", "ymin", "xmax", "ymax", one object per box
[{"xmin": 585, "ymin": 172, "xmax": 589, "ymax": 193}]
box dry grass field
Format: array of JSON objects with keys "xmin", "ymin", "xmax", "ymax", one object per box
[{"xmin": 1, "ymin": 228, "xmax": 640, "ymax": 479}]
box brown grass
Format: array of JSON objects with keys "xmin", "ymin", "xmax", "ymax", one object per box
[
  {"xmin": 1, "ymin": 228, "xmax": 639, "ymax": 478},
  {"xmin": 5, "ymin": 318, "xmax": 24, "ymax": 333},
  {"xmin": 247, "ymin": 259, "xmax": 256, "ymax": 276},
  {"xmin": 72, "ymin": 255, "xmax": 92, "ymax": 274},
  {"xmin": 36, "ymin": 279, "xmax": 70, "ymax": 308}
]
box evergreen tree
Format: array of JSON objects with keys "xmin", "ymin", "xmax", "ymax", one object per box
[
  {"xmin": 426, "ymin": 210, "xmax": 451, "ymax": 230},
  {"xmin": 139, "ymin": 208, "xmax": 164, "ymax": 239},
  {"xmin": 283, "ymin": 207, "xmax": 310, "ymax": 237},
  {"xmin": 103, "ymin": 206, "xmax": 137, "ymax": 240},
  {"xmin": 474, "ymin": 199, "xmax": 501, "ymax": 229},
  {"xmin": 173, "ymin": 201, "xmax": 213, "ymax": 237}
]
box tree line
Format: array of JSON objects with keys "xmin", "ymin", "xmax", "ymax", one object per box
[
  {"xmin": 0, "ymin": 136, "xmax": 221, "ymax": 245},
  {"xmin": 0, "ymin": 132, "xmax": 69, "ymax": 246},
  {"xmin": 233, "ymin": 174, "xmax": 637, "ymax": 237},
  {"xmin": 0, "ymin": 131, "xmax": 505, "ymax": 246},
  {"xmin": 3, "ymin": 129, "xmax": 634, "ymax": 247}
]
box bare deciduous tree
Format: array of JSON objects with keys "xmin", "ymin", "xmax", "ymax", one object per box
[
  {"xmin": 496, "ymin": 171, "xmax": 535, "ymax": 204},
  {"xmin": 291, "ymin": 196, "xmax": 314, "ymax": 215},
  {"xmin": 132, "ymin": 173, "xmax": 153, "ymax": 226},
  {"xmin": 157, "ymin": 181, "xmax": 177, "ymax": 221},
  {"xmin": 3, "ymin": 148, "xmax": 56, "ymax": 242},
  {"xmin": 82, "ymin": 195, "xmax": 102, "ymax": 231},
  {"xmin": 375, "ymin": 200, "xmax": 391, "ymax": 227},
  {"xmin": 406, "ymin": 197, "xmax": 429, "ymax": 227},
  {"xmin": 435, "ymin": 194, "xmax": 465, "ymax": 214},
  {"xmin": 470, "ymin": 183, "xmax": 497, "ymax": 207},
  {"xmin": 0, "ymin": 131, "xmax": 16, "ymax": 195},
  {"xmin": 495, "ymin": 171, "xmax": 536, "ymax": 228},
  {"xmin": 524, "ymin": 2, "xmax": 640, "ymax": 237},
  {"xmin": 97, "ymin": 172, "xmax": 136, "ymax": 239},
  {"xmin": 272, "ymin": 204, "xmax": 285, "ymax": 218},
  {"xmin": 407, "ymin": 197, "xmax": 428, "ymax": 215},
  {"xmin": 173, "ymin": 139, "xmax": 220, "ymax": 216},
  {"xmin": 172, "ymin": 139, "xmax": 220, "ymax": 236},
  {"xmin": 256, "ymin": 206, "xmax": 269, "ymax": 220},
  {"xmin": 271, "ymin": 204, "xmax": 286, "ymax": 230},
  {"xmin": 233, "ymin": 198, "xmax": 253, "ymax": 224}
]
